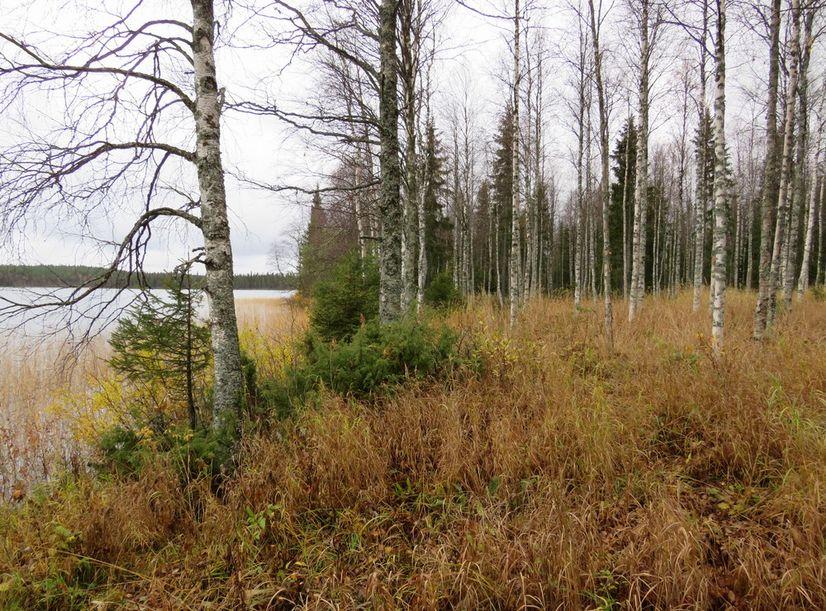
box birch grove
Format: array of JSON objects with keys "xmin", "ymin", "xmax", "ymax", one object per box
[{"xmin": 2, "ymin": 0, "xmax": 826, "ymax": 370}]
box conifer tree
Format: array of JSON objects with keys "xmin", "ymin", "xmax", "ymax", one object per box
[{"xmin": 109, "ymin": 267, "xmax": 211, "ymax": 430}]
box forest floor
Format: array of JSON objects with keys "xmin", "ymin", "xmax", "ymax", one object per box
[{"xmin": 1, "ymin": 291, "xmax": 825, "ymax": 609}]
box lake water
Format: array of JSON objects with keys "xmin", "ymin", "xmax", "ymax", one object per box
[
  {"xmin": 0, "ymin": 287, "xmax": 296, "ymax": 495},
  {"xmin": 0, "ymin": 287, "xmax": 295, "ymax": 340}
]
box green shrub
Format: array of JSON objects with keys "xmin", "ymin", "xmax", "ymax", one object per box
[
  {"xmin": 109, "ymin": 271, "xmax": 211, "ymax": 429},
  {"xmin": 425, "ymin": 270, "xmax": 461, "ymax": 309},
  {"xmin": 310, "ymin": 252, "xmax": 379, "ymax": 342},
  {"xmin": 304, "ymin": 319, "xmax": 461, "ymax": 396},
  {"xmin": 260, "ymin": 318, "xmax": 468, "ymax": 414},
  {"xmin": 94, "ymin": 424, "xmax": 233, "ymax": 481}
]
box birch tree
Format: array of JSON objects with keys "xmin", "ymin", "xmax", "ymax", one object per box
[
  {"xmin": 754, "ymin": 0, "xmax": 783, "ymax": 339},
  {"xmin": 797, "ymin": 99, "xmax": 824, "ymax": 298},
  {"xmin": 628, "ymin": 0, "xmax": 661, "ymax": 321},
  {"xmin": 710, "ymin": 0, "xmax": 728, "ymax": 357},
  {"xmin": 692, "ymin": 0, "xmax": 710, "ymax": 312},
  {"xmin": 510, "ymin": 0, "xmax": 522, "ymax": 326},
  {"xmin": 0, "ymin": 0, "xmax": 244, "ymax": 432},
  {"xmin": 587, "ymin": 0, "xmax": 614, "ymax": 349},
  {"xmin": 766, "ymin": 0, "xmax": 802, "ymax": 329}
]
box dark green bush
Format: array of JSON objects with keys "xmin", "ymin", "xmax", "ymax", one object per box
[
  {"xmin": 304, "ymin": 319, "xmax": 461, "ymax": 397},
  {"xmin": 425, "ymin": 270, "xmax": 461, "ymax": 309},
  {"xmin": 309, "ymin": 252, "xmax": 379, "ymax": 342},
  {"xmin": 94, "ymin": 424, "xmax": 233, "ymax": 481},
  {"xmin": 260, "ymin": 318, "xmax": 468, "ymax": 414}
]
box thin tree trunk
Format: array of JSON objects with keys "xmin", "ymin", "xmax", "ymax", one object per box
[
  {"xmin": 588, "ymin": 0, "xmax": 613, "ymax": 348},
  {"xmin": 692, "ymin": 0, "xmax": 709, "ymax": 312},
  {"xmin": 509, "ymin": 0, "xmax": 522, "ymax": 326},
  {"xmin": 400, "ymin": 26, "xmax": 417, "ymax": 312},
  {"xmin": 798, "ymin": 149, "xmax": 822, "ymax": 298},
  {"xmin": 754, "ymin": 0, "xmax": 783, "ymax": 338},
  {"xmin": 192, "ymin": 0, "xmax": 243, "ymax": 432},
  {"xmin": 622, "ymin": 118, "xmax": 631, "ymax": 300},
  {"xmin": 378, "ymin": 0, "xmax": 403, "ymax": 322},
  {"xmin": 629, "ymin": 0, "xmax": 650, "ymax": 321},
  {"xmin": 767, "ymin": 0, "xmax": 801, "ymax": 329},
  {"xmin": 417, "ymin": 120, "xmax": 430, "ymax": 311},
  {"xmin": 710, "ymin": 0, "xmax": 727, "ymax": 358}
]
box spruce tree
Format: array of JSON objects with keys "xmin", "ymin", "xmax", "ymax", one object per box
[{"xmin": 109, "ymin": 267, "xmax": 211, "ymax": 430}]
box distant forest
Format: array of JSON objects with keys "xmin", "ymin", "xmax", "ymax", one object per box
[{"xmin": 0, "ymin": 265, "xmax": 296, "ymax": 291}]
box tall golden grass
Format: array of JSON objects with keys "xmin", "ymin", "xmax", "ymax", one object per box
[
  {"xmin": 0, "ymin": 296, "xmax": 305, "ymax": 498},
  {"xmin": 1, "ymin": 290, "xmax": 825, "ymax": 609}
]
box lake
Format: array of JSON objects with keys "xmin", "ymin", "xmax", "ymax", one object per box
[{"xmin": 0, "ymin": 287, "xmax": 296, "ymax": 340}]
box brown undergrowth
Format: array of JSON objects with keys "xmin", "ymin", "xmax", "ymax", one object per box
[{"xmin": 1, "ymin": 291, "xmax": 824, "ymax": 609}]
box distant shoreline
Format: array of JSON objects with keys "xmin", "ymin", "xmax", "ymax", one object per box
[{"xmin": 0, "ymin": 264, "xmax": 297, "ymax": 291}]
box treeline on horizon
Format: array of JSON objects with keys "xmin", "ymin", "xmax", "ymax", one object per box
[{"xmin": 0, "ymin": 265, "xmax": 297, "ymax": 291}]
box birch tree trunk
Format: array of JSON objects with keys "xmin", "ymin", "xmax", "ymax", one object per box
[
  {"xmin": 754, "ymin": 0, "xmax": 783, "ymax": 339},
  {"xmin": 532, "ymin": 48, "xmax": 543, "ymax": 295},
  {"xmin": 783, "ymin": 8, "xmax": 815, "ymax": 306},
  {"xmin": 628, "ymin": 0, "xmax": 650, "ymax": 321},
  {"xmin": 818, "ymin": 182, "xmax": 826, "ymax": 285},
  {"xmin": 692, "ymin": 0, "xmax": 709, "ymax": 312},
  {"xmin": 378, "ymin": 0, "xmax": 403, "ymax": 322},
  {"xmin": 400, "ymin": 19, "xmax": 417, "ymax": 313},
  {"xmin": 797, "ymin": 138, "xmax": 822, "ymax": 298},
  {"xmin": 588, "ymin": 0, "xmax": 613, "ymax": 349},
  {"xmin": 622, "ymin": 119, "xmax": 631, "ymax": 300},
  {"xmin": 710, "ymin": 0, "xmax": 728, "ymax": 358},
  {"xmin": 192, "ymin": 0, "xmax": 244, "ymax": 432},
  {"xmin": 767, "ymin": 0, "xmax": 801, "ymax": 329},
  {"xmin": 509, "ymin": 0, "xmax": 522, "ymax": 327},
  {"xmin": 585, "ymin": 100, "xmax": 598, "ymax": 303},
  {"xmin": 417, "ymin": 120, "xmax": 429, "ymax": 311}
]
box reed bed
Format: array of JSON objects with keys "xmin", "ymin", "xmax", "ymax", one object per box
[{"xmin": 0, "ymin": 295, "xmax": 305, "ymax": 498}]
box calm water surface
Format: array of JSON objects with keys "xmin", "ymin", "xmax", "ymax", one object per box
[{"xmin": 0, "ymin": 287, "xmax": 295, "ymax": 341}]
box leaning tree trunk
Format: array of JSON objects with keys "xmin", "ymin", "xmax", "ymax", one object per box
[
  {"xmin": 509, "ymin": 0, "xmax": 522, "ymax": 327},
  {"xmin": 192, "ymin": 0, "xmax": 244, "ymax": 432},
  {"xmin": 629, "ymin": 0, "xmax": 650, "ymax": 321},
  {"xmin": 710, "ymin": 0, "xmax": 727, "ymax": 358},
  {"xmin": 754, "ymin": 0, "xmax": 783, "ymax": 338},
  {"xmin": 767, "ymin": 0, "xmax": 801, "ymax": 329},
  {"xmin": 378, "ymin": 0, "xmax": 403, "ymax": 322}
]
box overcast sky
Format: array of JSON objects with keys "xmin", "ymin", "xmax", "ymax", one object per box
[{"xmin": 0, "ymin": 0, "xmax": 789, "ymax": 274}]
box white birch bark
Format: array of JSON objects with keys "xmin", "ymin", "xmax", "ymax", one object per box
[
  {"xmin": 797, "ymin": 140, "xmax": 822, "ymax": 298},
  {"xmin": 629, "ymin": 0, "xmax": 650, "ymax": 321},
  {"xmin": 692, "ymin": 0, "xmax": 709, "ymax": 312},
  {"xmin": 588, "ymin": 0, "xmax": 613, "ymax": 349},
  {"xmin": 767, "ymin": 0, "xmax": 801, "ymax": 328},
  {"xmin": 509, "ymin": 0, "xmax": 522, "ymax": 327},
  {"xmin": 192, "ymin": 0, "xmax": 244, "ymax": 432},
  {"xmin": 710, "ymin": 0, "xmax": 728, "ymax": 358},
  {"xmin": 378, "ymin": 0, "xmax": 403, "ymax": 322}
]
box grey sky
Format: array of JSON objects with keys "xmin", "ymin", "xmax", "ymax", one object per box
[{"xmin": 0, "ymin": 0, "xmax": 795, "ymax": 273}]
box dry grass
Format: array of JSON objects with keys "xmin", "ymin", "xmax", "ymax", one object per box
[
  {"xmin": 0, "ymin": 295, "xmax": 306, "ymax": 498},
  {"xmin": 1, "ymin": 290, "xmax": 825, "ymax": 609}
]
